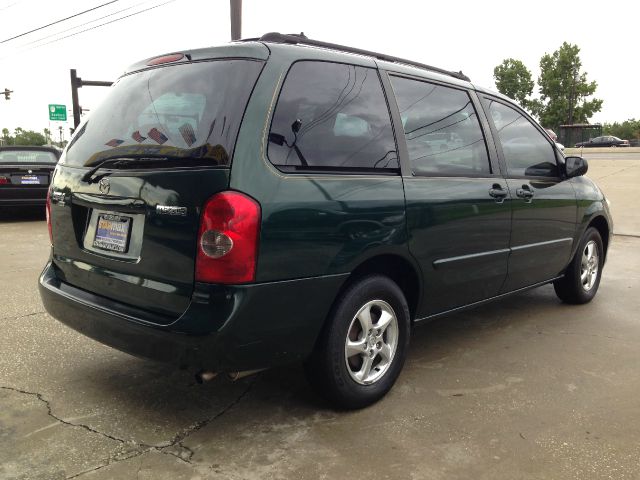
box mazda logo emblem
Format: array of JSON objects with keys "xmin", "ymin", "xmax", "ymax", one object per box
[{"xmin": 98, "ymin": 178, "xmax": 110, "ymax": 194}]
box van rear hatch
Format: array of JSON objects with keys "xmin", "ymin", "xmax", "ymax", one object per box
[{"xmin": 49, "ymin": 56, "xmax": 264, "ymax": 322}]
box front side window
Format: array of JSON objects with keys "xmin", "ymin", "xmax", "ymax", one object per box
[
  {"xmin": 268, "ymin": 61, "xmax": 398, "ymax": 172},
  {"xmin": 488, "ymin": 100, "xmax": 558, "ymax": 177},
  {"xmin": 390, "ymin": 75, "xmax": 490, "ymax": 176},
  {"xmin": 64, "ymin": 59, "xmax": 264, "ymax": 167}
]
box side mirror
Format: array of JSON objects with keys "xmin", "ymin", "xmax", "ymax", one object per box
[{"xmin": 565, "ymin": 156, "xmax": 588, "ymax": 178}]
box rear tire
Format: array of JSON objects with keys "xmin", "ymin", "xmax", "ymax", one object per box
[
  {"xmin": 304, "ymin": 275, "xmax": 410, "ymax": 409},
  {"xmin": 554, "ymin": 227, "xmax": 604, "ymax": 304}
]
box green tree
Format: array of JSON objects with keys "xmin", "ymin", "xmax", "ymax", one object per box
[
  {"xmin": 1, "ymin": 128, "xmax": 11, "ymax": 145},
  {"xmin": 493, "ymin": 58, "xmax": 535, "ymax": 110},
  {"xmin": 603, "ymin": 119, "xmax": 640, "ymax": 140},
  {"xmin": 536, "ymin": 42, "xmax": 602, "ymax": 130},
  {"xmin": 1, "ymin": 127, "xmax": 48, "ymax": 146},
  {"xmin": 14, "ymin": 129, "xmax": 46, "ymax": 146}
]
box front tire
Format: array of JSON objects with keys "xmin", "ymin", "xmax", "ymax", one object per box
[
  {"xmin": 305, "ymin": 275, "xmax": 411, "ymax": 409},
  {"xmin": 554, "ymin": 227, "xmax": 604, "ymax": 304}
]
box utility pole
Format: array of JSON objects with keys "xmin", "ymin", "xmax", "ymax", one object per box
[{"xmin": 230, "ymin": 0, "xmax": 242, "ymax": 40}]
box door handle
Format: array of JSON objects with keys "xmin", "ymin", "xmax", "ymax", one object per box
[
  {"xmin": 516, "ymin": 185, "xmax": 534, "ymax": 200},
  {"xmin": 489, "ymin": 184, "xmax": 508, "ymax": 202}
]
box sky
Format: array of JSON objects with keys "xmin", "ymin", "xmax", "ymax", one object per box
[{"xmin": 0, "ymin": 0, "xmax": 638, "ymax": 139}]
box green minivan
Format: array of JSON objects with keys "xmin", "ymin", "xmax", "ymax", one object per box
[{"xmin": 39, "ymin": 33, "xmax": 612, "ymax": 409}]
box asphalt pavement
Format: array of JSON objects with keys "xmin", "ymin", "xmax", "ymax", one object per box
[
  {"xmin": 1, "ymin": 152, "xmax": 639, "ymax": 479},
  {"xmin": 581, "ymin": 154, "xmax": 639, "ymax": 237}
]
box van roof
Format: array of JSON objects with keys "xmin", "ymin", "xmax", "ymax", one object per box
[
  {"xmin": 122, "ymin": 33, "xmax": 510, "ymax": 104},
  {"xmin": 124, "ymin": 32, "xmax": 469, "ymax": 83}
]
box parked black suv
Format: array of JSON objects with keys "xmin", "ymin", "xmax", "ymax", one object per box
[{"xmin": 39, "ymin": 33, "xmax": 612, "ymax": 409}]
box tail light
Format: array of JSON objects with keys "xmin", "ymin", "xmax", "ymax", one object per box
[
  {"xmin": 195, "ymin": 191, "xmax": 261, "ymax": 284},
  {"xmin": 147, "ymin": 53, "xmax": 185, "ymax": 65},
  {"xmin": 45, "ymin": 188, "xmax": 53, "ymax": 244},
  {"xmin": 0, "ymin": 176, "xmax": 9, "ymax": 185}
]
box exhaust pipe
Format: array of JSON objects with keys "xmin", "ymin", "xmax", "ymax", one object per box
[
  {"xmin": 227, "ymin": 368, "xmax": 266, "ymax": 381},
  {"xmin": 195, "ymin": 371, "xmax": 217, "ymax": 384}
]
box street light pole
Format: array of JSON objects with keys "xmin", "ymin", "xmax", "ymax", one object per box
[
  {"xmin": 70, "ymin": 69, "xmax": 113, "ymax": 128},
  {"xmin": 70, "ymin": 70, "xmax": 81, "ymax": 127}
]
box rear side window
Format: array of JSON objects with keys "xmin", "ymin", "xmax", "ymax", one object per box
[
  {"xmin": 63, "ymin": 59, "xmax": 264, "ymax": 167},
  {"xmin": 0, "ymin": 150, "xmax": 58, "ymax": 164},
  {"xmin": 390, "ymin": 76, "xmax": 490, "ymax": 176},
  {"xmin": 487, "ymin": 100, "xmax": 558, "ymax": 177},
  {"xmin": 268, "ymin": 61, "xmax": 398, "ymax": 172}
]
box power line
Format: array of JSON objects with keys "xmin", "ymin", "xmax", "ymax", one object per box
[
  {"xmin": 1, "ymin": 0, "xmax": 176, "ymax": 58},
  {"xmin": 0, "ymin": 1, "xmax": 22, "ymax": 12},
  {"xmin": 0, "ymin": 0, "xmax": 120, "ymax": 44},
  {"xmin": 21, "ymin": 0, "xmax": 150, "ymax": 47},
  {"xmin": 31, "ymin": 0, "xmax": 176, "ymax": 49}
]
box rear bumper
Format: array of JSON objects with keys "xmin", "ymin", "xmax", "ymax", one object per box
[
  {"xmin": 0, "ymin": 196, "xmax": 47, "ymax": 207},
  {"xmin": 39, "ymin": 261, "xmax": 347, "ymax": 371}
]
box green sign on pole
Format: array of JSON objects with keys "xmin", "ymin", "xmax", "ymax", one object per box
[{"xmin": 48, "ymin": 104, "xmax": 67, "ymax": 121}]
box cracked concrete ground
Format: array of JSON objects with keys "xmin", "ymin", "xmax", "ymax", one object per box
[{"xmin": 1, "ymin": 154, "xmax": 639, "ymax": 479}]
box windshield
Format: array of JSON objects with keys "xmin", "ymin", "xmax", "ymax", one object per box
[
  {"xmin": 0, "ymin": 150, "xmax": 58, "ymax": 164},
  {"xmin": 63, "ymin": 59, "xmax": 264, "ymax": 167}
]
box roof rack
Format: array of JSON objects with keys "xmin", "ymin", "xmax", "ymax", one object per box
[{"xmin": 254, "ymin": 32, "xmax": 470, "ymax": 82}]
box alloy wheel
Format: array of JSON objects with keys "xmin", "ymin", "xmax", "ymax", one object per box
[
  {"xmin": 344, "ymin": 300, "xmax": 399, "ymax": 385},
  {"xmin": 580, "ymin": 240, "xmax": 599, "ymax": 291}
]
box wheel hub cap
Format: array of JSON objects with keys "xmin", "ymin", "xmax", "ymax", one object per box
[
  {"xmin": 344, "ymin": 300, "xmax": 399, "ymax": 385},
  {"xmin": 580, "ymin": 240, "xmax": 599, "ymax": 292}
]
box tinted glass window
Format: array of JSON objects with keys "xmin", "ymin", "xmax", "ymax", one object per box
[
  {"xmin": 0, "ymin": 150, "xmax": 58, "ymax": 164},
  {"xmin": 390, "ymin": 76, "xmax": 490, "ymax": 176},
  {"xmin": 64, "ymin": 60, "xmax": 264, "ymax": 167},
  {"xmin": 268, "ymin": 61, "xmax": 397, "ymax": 172},
  {"xmin": 488, "ymin": 100, "xmax": 558, "ymax": 177}
]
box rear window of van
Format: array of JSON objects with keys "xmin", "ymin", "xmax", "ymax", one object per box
[{"xmin": 63, "ymin": 59, "xmax": 264, "ymax": 167}]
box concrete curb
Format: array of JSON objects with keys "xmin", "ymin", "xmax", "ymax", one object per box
[{"xmin": 565, "ymin": 147, "xmax": 640, "ymax": 154}]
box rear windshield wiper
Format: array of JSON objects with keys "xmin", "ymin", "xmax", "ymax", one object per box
[{"xmin": 81, "ymin": 155, "xmax": 186, "ymax": 183}]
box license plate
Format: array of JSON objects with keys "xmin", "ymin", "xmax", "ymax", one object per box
[
  {"xmin": 20, "ymin": 175, "xmax": 42, "ymax": 185},
  {"xmin": 93, "ymin": 214, "xmax": 132, "ymax": 253}
]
